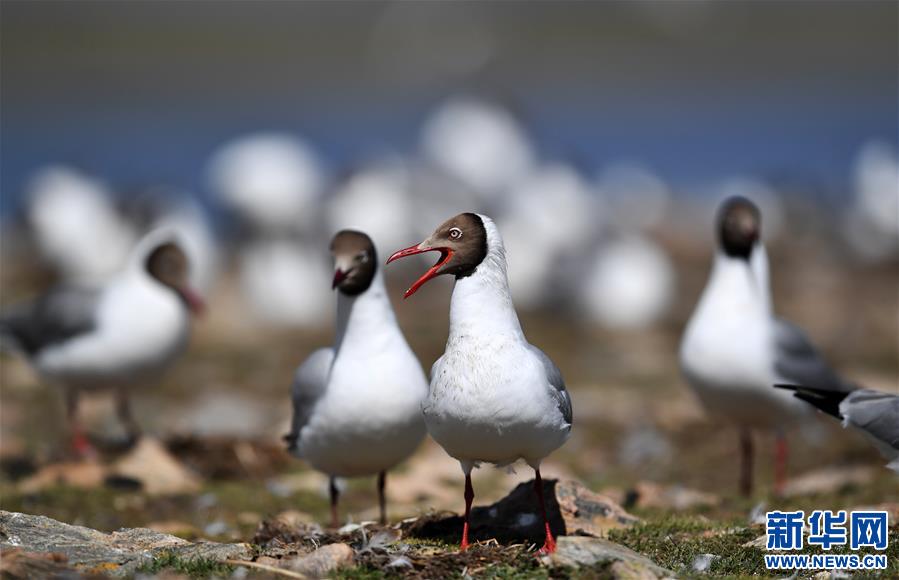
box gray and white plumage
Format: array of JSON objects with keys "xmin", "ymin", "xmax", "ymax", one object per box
[
  {"xmin": 773, "ymin": 318, "xmax": 853, "ymax": 395},
  {"xmin": 285, "ymin": 347, "xmax": 332, "ymax": 453},
  {"xmin": 286, "ymin": 232, "xmax": 427, "ymax": 478},
  {"xmin": 528, "ymin": 343, "xmax": 573, "ymax": 427},
  {"xmin": 1, "ymin": 287, "xmax": 100, "ymax": 356},
  {"xmin": 778, "ymin": 384, "xmax": 899, "ymax": 472},
  {"xmin": 406, "ymin": 214, "xmax": 573, "ymax": 471},
  {"xmin": 1, "ymin": 228, "xmax": 198, "ymax": 390}
]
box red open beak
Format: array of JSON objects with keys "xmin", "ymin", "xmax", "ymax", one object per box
[
  {"xmin": 386, "ymin": 243, "xmax": 454, "ymax": 299},
  {"xmin": 179, "ymin": 287, "xmax": 206, "ymax": 316},
  {"xmin": 332, "ymin": 269, "xmax": 348, "ymax": 290}
]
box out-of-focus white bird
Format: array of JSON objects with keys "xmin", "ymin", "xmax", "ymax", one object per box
[
  {"xmin": 579, "ymin": 235, "xmax": 675, "ymax": 329},
  {"xmin": 421, "ymin": 96, "xmax": 536, "ymax": 203},
  {"xmin": 238, "ymin": 239, "xmax": 333, "ymax": 328},
  {"xmin": 134, "ymin": 190, "xmax": 220, "ymax": 296},
  {"xmin": 0, "ymin": 229, "xmax": 204, "ymax": 455},
  {"xmin": 681, "ymin": 197, "xmax": 850, "ymax": 497},
  {"xmin": 26, "ymin": 166, "xmax": 137, "ymax": 284},
  {"xmin": 286, "ymin": 231, "xmax": 428, "ymax": 527},
  {"xmin": 843, "ymin": 140, "xmax": 899, "ymax": 261},
  {"xmin": 325, "ymin": 156, "xmax": 416, "ymax": 252},
  {"xmin": 497, "ymin": 163, "xmax": 601, "ymax": 309},
  {"xmin": 596, "ymin": 161, "xmax": 670, "ymax": 231},
  {"xmin": 207, "ymin": 132, "xmax": 326, "ymax": 234},
  {"xmin": 714, "ymin": 178, "xmax": 785, "ymax": 241}
]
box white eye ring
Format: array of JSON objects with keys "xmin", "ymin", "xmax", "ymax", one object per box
[
  {"xmin": 357, "ymin": 251, "xmax": 369, "ymax": 263},
  {"xmin": 449, "ymin": 227, "xmax": 462, "ymax": 240}
]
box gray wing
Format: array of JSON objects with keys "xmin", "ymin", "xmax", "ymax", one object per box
[
  {"xmin": 842, "ymin": 389, "xmax": 899, "ymax": 452},
  {"xmin": 0, "ymin": 286, "xmax": 101, "ymax": 356},
  {"xmin": 773, "ymin": 318, "xmax": 853, "ymax": 394},
  {"xmin": 528, "ymin": 344, "xmax": 573, "ymax": 428},
  {"xmin": 285, "ymin": 347, "xmax": 333, "ymax": 453}
]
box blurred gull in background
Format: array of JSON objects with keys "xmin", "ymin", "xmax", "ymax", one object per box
[
  {"xmin": 134, "ymin": 189, "xmax": 221, "ymax": 296},
  {"xmin": 714, "ymin": 177, "xmax": 785, "ymax": 241},
  {"xmin": 325, "ymin": 156, "xmax": 416, "ymax": 252},
  {"xmin": 26, "ymin": 166, "xmax": 137, "ymax": 284},
  {"xmin": 579, "ymin": 235, "xmax": 675, "ymax": 329},
  {"xmin": 207, "ymin": 132, "xmax": 327, "ymax": 235},
  {"xmin": 498, "ymin": 162, "xmax": 600, "ymax": 309},
  {"xmin": 238, "ymin": 238, "xmax": 332, "ymax": 328},
  {"xmin": 843, "ymin": 140, "xmax": 899, "ymax": 262},
  {"xmin": 421, "ymin": 96, "xmax": 536, "ymax": 206},
  {"xmin": 596, "ymin": 161, "xmax": 670, "ymax": 232}
]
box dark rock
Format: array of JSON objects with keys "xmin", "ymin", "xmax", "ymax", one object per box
[
  {"xmin": 402, "ymin": 478, "xmax": 637, "ymax": 545},
  {"xmin": 0, "ymin": 510, "xmax": 251, "ymax": 577}
]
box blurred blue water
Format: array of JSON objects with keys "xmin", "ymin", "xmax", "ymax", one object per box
[{"xmin": 2, "ymin": 1, "xmax": 896, "ymax": 216}]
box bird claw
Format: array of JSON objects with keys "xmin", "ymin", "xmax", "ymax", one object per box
[{"xmin": 536, "ymin": 537, "xmax": 557, "ymax": 555}]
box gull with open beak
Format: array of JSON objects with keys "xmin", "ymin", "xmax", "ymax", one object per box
[
  {"xmin": 387, "ymin": 213, "xmax": 573, "ymax": 553},
  {"xmin": 285, "ymin": 230, "xmax": 428, "ymax": 527},
  {"xmin": 0, "ymin": 228, "xmax": 204, "ymax": 455}
]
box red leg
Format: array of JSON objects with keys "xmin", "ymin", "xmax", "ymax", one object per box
[
  {"xmin": 534, "ymin": 469, "xmax": 556, "ymax": 554},
  {"xmin": 739, "ymin": 427, "xmax": 753, "ymax": 497},
  {"xmin": 66, "ymin": 389, "xmax": 95, "ymax": 458},
  {"xmin": 460, "ymin": 473, "xmax": 474, "ymax": 551},
  {"xmin": 329, "ymin": 477, "xmax": 340, "ymax": 528},
  {"xmin": 774, "ymin": 433, "xmax": 788, "ymax": 497}
]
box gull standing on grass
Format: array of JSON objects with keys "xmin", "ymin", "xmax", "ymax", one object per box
[
  {"xmin": 386, "ymin": 213, "xmax": 572, "ymax": 553},
  {"xmin": 680, "ymin": 196, "xmax": 852, "ymax": 496},
  {"xmin": 285, "ymin": 230, "xmax": 428, "ymax": 527},
  {"xmin": 0, "ymin": 229, "xmax": 204, "ymax": 455}
]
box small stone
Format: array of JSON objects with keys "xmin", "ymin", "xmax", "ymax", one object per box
[
  {"xmin": 543, "ymin": 536, "xmax": 672, "ymax": 578},
  {"xmin": 17, "ymin": 460, "xmax": 106, "ymax": 494},
  {"xmin": 281, "ymin": 543, "xmax": 354, "ymax": 577},
  {"xmin": 691, "ymin": 553, "xmax": 719, "ymax": 572},
  {"xmin": 113, "ymin": 437, "xmax": 201, "ymax": 495},
  {"xmin": 145, "ymin": 521, "xmax": 199, "ymax": 539},
  {"xmin": 783, "ymin": 466, "xmax": 876, "ymax": 497},
  {"xmin": 610, "ymin": 559, "xmax": 661, "ymax": 580}
]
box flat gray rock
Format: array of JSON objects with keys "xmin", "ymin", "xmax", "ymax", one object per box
[
  {"xmin": 0, "ymin": 510, "xmax": 251, "ymax": 577},
  {"xmin": 543, "ymin": 536, "xmax": 674, "ymax": 578}
]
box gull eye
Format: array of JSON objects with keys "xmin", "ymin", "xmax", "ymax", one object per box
[
  {"xmin": 449, "ymin": 227, "xmax": 462, "ymax": 240},
  {"xmin": 357, "ymin": 251, "xmax": 369, "ymax": 263}
]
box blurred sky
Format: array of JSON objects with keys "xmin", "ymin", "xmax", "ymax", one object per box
[{"xmin": 1, "ymin": 1, "xmax": 896, "ymax": 214}]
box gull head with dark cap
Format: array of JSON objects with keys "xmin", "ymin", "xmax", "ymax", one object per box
[
  {"xmin": 146, "ymin": 242, "xmax": 205, "ymax": 315},
  {"xmin": 386, "ymin": 212, "xmax": 488, "ymax": 298},
  {"xmin": 330, "ymin": 230, "xmax": 377, "ymax": 296},
  {"xmin": 718, "ymin": 196, "xmax": 761, "ymax": 260}
]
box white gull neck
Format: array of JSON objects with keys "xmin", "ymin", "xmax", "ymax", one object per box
[
  {"xmin": 335, "ymin": 268, "xmax": 399, "ymax": 352},
  {"xmin": 448, "ymin": 215, "xmax": 524, "ymax": 340},
  {"xmin": 701, "ymin": 242, "xmax": 773, "ymax": 317}
]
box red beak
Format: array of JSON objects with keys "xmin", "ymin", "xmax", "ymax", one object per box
[
  {"xmin": 178, "ymin": 287, "xmax": 206, "ymax": 316},
  {"xmin": 332, "ymin": 269, "xmax": 347, "ymax": 290},
  {"xmin": 386, "ymin": 244, "xmax": 454, "ymax": 299}
]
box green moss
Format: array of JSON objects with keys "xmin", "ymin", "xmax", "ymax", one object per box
[{"xmin": 135, "ymin": 551, "xmax": 235, "ymax": 578}]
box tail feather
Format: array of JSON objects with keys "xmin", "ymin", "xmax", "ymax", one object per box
[{"xmin": 775, "ymin": 383, "xmax": 851, "ymax": 419}]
